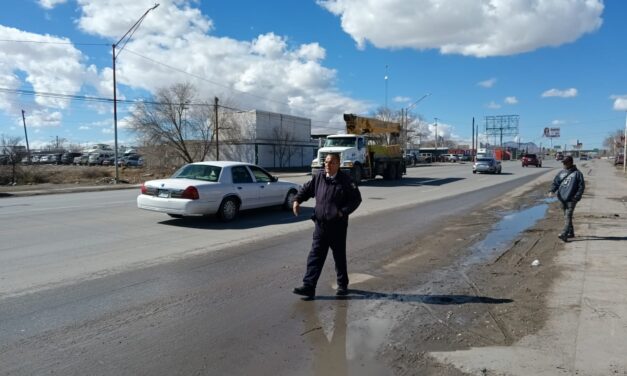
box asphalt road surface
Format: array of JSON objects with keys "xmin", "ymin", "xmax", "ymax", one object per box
[{"xmin": 0, "ymin": 161, "xmax": 555, "ymax": 375}]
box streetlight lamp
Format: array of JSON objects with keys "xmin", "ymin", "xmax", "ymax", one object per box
[
  {"xmin": 402, "ymin": 93, "xmax": 431, "ymax": 149},
  {"xmin": 112, "ymin": 3, "xmax": 159, "ymax": 183}
]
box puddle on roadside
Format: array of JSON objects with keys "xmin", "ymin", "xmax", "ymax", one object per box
[
  {"xmin": 463, "ymin": 197, "xmax": 556, "ymax": 266},
  {"xmin": 300, "ymin": 302, "xmax": 397, "ymax": 376}
]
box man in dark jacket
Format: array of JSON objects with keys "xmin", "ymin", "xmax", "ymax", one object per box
[
  {"xmin": 292, "ymin": 153, "xmax": 362, "ymax": 298},
  {"xmin": 549, "ymin": 156, "xmax": 585, "ymax": 242}
]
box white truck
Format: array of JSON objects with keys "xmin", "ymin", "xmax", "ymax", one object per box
[{"xmin": 311, "ymin": 114, "xmax": 405, "ymax": 183}]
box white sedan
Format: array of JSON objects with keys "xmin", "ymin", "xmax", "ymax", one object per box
[{"xmin": 137, "ymin": 161, "xmax": 301, "ymax": 221}]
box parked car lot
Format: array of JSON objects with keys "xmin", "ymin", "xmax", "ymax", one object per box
[
  {"xmin": 522, "ymin": 153, "xmax": 542, "ymax": 167},
  {"xmin": 473, "ymin": 157, "xmax": 502, "ymax": 174},
  {"xmin": 137, "ymin": 161, "xmax": 300, "ymax": 221}
]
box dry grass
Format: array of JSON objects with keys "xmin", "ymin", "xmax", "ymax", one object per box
[{"xmin": 0, "ymin": 164, "xmax": 172, "ymax": 186}]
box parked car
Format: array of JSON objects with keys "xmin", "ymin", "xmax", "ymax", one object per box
[
  {"xmin": 522, "ymin": 153, "xmax": 542, "ymax": 167},
  {"xmin": 404, "ymin": 152, "xmax": 418, "ymax": 166},
  {"xmin": 555, "ymin": 152, "xmax": 564, "ymax": 161},
  {"xmin": 473, "ymin": 157, "xmax": 502, "ymax": 174},
  {"xmin": 119, "ymin": 154, "xmax": 144, "ymax": 167},
  {"xmin": 615, "ymin": 154, "xmax": 625, "ymax": 166},
  {"xmin": 417, "ymin": 153, "xmax": 433, "ymax": 163},
  {"xmin": 74, "ymin": 154, "xmax": 89, "ymax": 165},
  {"xmin": 579, "ymin": 154, "xmax": 588, "ymax": 161},
  {"xmin": 101, "ymin": 156, "xmax": 116, "ymax": 166},
  {"xmin": 48, "ymin": 153, "xmax": 62, "ymax": 165},
  {"xmin": 441, "ymin": 154, "xmax": 459, "ymax": 162},
  {"xmin": 137, "ymin": 161, "xmax": 301, "ymax": 221},
  {"xmin": 88, "ymin": 152, "xmax": 113, "ymax": 166},
  {"xmin": 61, "ymin": 152, "xmax": 83, "ymax": 165}
]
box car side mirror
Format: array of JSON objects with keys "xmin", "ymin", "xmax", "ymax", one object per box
[{"xmin": 271, "ymin": 176, "xmax": 278, "ymax": 182}]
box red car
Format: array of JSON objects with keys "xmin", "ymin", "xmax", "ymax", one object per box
[{"xmin": 522, "ymin": 153, "xmax": 542, "ymax": 167}]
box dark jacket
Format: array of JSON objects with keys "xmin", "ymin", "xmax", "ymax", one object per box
[
  {"xmin": 295, "ymin": 170, "xmax": 362, "ymax": 222},
  {"xmin": 550, "ymin": 166, "xmax": 585, "ymax": 203}
]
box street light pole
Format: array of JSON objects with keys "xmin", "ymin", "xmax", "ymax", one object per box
[
  {"xmin": 112, "ymin": 3, "xmax": 159, "ymax": 183},
  {"xmin": 623, "ymin": 111, "xmax": 626, "ymax": 173},
  {"xmin": 403, "ymin": 93, "xmax": 431, "ymax": 149}
]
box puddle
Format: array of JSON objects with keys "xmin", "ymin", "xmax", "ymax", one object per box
[
  {"xmin": 300, "ymin": 302, "xmax": 396, "ymax": 376},
  {"xmin": 463, "ymin": 197, "xmax": 555, "ymax": 266}
]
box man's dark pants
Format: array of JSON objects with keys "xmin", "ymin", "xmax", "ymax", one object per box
[
  {"xmin": 303, "ymin": 219, "xmax": 349, "ymax": 289},
  {"xmin": 561, "ymin": 201, "xmax": 576, "ymax": 236}
]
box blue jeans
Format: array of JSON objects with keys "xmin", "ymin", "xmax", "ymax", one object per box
[{"xmin": 560, "ymin": 201, "xmax": 576, "ymax": 236}]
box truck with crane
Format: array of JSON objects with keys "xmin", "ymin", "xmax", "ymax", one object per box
[{"xmin": 311, "ymin": 114, "xmax": 405, "ymax": 183}]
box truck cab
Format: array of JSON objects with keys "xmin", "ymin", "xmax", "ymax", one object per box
[{"xmin": 311, "ymin": 135, "xmax": 367, "ymax": 179}]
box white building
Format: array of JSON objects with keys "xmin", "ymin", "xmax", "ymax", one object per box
[{"xmin": 215, "ymin": 110, "xmax": 318, "ymax": 169}]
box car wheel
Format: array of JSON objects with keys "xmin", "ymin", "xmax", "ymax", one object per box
[
  {"xmin": 395, "ymin": 162, "xmax": 403, "ymax": 179},
  {"xmin": 218, "ymin": 197, "xmax": 239, "ymax": 222},
  {"xmin": 167, "ymin": 214, "xmax": 183, "ymax": 218},
  {"xmin": 283, "ymin": 190, "xmax": 297, "ymax": 211},
  {"xmin": 472, "ymin": 170, "xmax": 476, "ymax": 174}
]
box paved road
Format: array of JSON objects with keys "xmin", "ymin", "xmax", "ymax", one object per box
[{"xmin": 0, "ymin": 160, "xmax": 554, "ymax": 375}]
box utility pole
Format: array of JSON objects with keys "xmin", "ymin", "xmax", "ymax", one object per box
[
  {"xmin": 112, "ymin": 3, "xmax": 159, "ymax": 183},
  {"xmin": 434, "ymin": 117, "xmax": 439, "ymax": 151},
  {"xmin": 21, "ymin": 110, "xmax": 31, "ymax": 163},
  {"xmin": 471, "ymin": 117, "xmax": 475, "ymax": 161},
  {"xmin": 214, "ymin": 96, "xmax": 219, "ymax": 161},
  {"xmin": 623, "ymin": 111, "xmax": 626, "ymax": 173}
]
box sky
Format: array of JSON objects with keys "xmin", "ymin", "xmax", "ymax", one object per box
[{"xmin": 1, "ymin": 0, "xmax": 626, "ymax": 151}]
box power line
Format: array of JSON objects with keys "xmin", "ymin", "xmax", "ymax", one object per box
[{"xmin": 0, "ymin": 39, "xmax": 108, "ymax": 46}]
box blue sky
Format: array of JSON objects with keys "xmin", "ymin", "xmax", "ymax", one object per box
[{"xmin": 1, "ymin": 0, "xmax": 625, "ymax": 151}]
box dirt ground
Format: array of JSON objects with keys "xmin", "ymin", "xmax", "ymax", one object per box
[
  {"xmin": 360, "ymin": 181, "xmax": 565, "ymax": 375},
  {"xmin": 0, "ymin": 164, "xmax": 171, "ymax": 191}
]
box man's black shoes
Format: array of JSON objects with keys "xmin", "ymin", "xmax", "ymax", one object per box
[
  {"xmin": 293, "ymin": 285, "xmax": 315, "ymax": 298},
  {"xmin": 558, "ymin": 233, "xmax": 568, "ymax": 242},
  {"xmin": 336, "ymin": 286, "xmax": 349, "ymax": 296},
  {"xmin": 567, "ymin": 233, "xmax": 575, "ymax": 239}
]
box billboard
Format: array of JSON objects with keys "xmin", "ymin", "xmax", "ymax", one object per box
[{"xmin": 543, "ymin": 127, "xmax": 560, "ymax": 138}]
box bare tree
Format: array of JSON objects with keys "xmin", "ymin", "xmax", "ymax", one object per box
[
  {"xmin": 129, "ymin": 83, "xmax": 214, "ymax": 164},
  {"xmin": 0, "ymin": 135, "xmax": 25, "ymax": 185},
  {"xmin": 272, "ymin": 125, "xmax": 296, "ymax": 168}
]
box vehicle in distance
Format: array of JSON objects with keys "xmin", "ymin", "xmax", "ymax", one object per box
[
  {"xmin": 417, "ymin": 153, "xmax": 433, "ymax": 163},
  {"xmin": 441, "ymin": 154, "xmax": 458, "ymax": 162},
  {"xmin": 137, "ymin": 161, "xmax": 300, "ymax": 222},
  {"xmin": 404, "ymin": 152, "xmax": 418, "ymax": 166},
  {"xmin": 522, "ymin": 153, "xmax": 542, "ymax": 167},
  {"xmin": 120, "ymin": 155, "xmax": 144, "ymax": 167},
  {"xmin": 579, "ymin": 154, "xmax": 588, "ymax": 161},
  {"xmin": 473, "ymin": 157, "xmax": 502, "ymax": 174},
  {"xmin": 615, "ymin": 154, "xmax": 625, "ymax": 166},
  {"xmin": 555, "ymin": 152, "xmax": 564, "ymax": 161}
]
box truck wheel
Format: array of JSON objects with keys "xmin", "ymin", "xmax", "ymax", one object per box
[
  {"xmin": 395, "ymin": 162, "xmax": 402, "ymax": 179},
  {"xmin": 385, "ymin": 164, "xmax": 396, "ymax": 180}
]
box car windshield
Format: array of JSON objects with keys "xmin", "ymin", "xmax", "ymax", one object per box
[
  {"xmin": 525, "ymin": 154, "xmax": 536, "ymax": 158},
  {"xmin": 477, "ymin": 158, "xmax": 493, "ymax": 162},
  {"xmin": 171, "ymin": 164, "xmax": 221, "ymax": 182},
  {"xmin": 324, "ymin": 137, "xmax": 356, "ymax": 147}
]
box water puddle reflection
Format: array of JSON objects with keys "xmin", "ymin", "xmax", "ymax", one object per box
[{"xmin": 464, "ymin": 197, "xmax": 555, "ymax": 266}]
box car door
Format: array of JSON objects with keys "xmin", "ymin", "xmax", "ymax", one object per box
[
  {"xmin": 230, "ymin": 165, "xmax": 258, "ymax": 209},
  {"xmin": 248, "ymin": 165, "xmax": 283, "ymax": 206}
]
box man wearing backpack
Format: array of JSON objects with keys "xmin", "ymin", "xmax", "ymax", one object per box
[{"xmin": 549, "ymin": 156, "xmax": 585, "ymax": 242}]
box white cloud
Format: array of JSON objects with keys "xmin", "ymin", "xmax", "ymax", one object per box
[
  {"xmin": 0, "ymin": 1, "xmax": 371, "ymax": 136},
  {"xmin": 393, "ymin": 96, "xmax": 411, "ymax": 103},
  {"xmin": 487, "ymin": 101, "xmax": 501, "ymax": 109},
  {"xmin": 38, "ymin": 0, "xmax": 67, "ymax": 9},
  {"xmin": 551, "ymin": 120, "xmax": 565, "ymax": 125},
  {"xmin": 611, "ymin": 95, "xmax": 627, "ymax": 111},
  {"xmin": 542, "ymin": 88, "xmax": 578, "ymax": 98},
  {"xmin": 478, "ymin": 78, "xmax": 496, "ymax": 88},
  {"xmin": 318, "ymin": 0, "xmax": 603, "ymax": 57},
  {"xmin": 504, "ymin": 96, "xmax": 518, "ymax": 104},
  {"xmin": 71, "ymin": 1, "xmax": 369, "ymax": 133}
]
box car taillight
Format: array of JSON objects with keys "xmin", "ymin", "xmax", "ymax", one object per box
[
  {"xmin": 181, "ymin": 186, "xmax": 199, "ymax": 200},
  {"xmin": 141, "ymin": 183, "xmax": 147, "ymax": 194}
]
